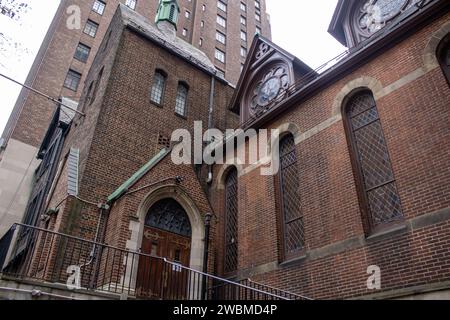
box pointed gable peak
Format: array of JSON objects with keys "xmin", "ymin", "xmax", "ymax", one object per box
[{"xmin": 229, "ymin": 34, "xmax": 314, "ymax": 121}]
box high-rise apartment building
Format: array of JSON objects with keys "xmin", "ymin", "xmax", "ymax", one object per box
[{"xmin": 0, "ymin": 0, "xmax": 271, "ymax": 237}]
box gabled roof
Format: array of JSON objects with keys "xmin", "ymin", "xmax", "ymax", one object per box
[
  {"xmin": 118, "ymin": 4, "xmax": 225, "ymax": 81},
  {"xmin": 107, "ymin": 148, "xmax": 171, "ymax": 203},
  {"xmin": 229, "ymin": 34, "xmax": 314, "ymax": 113},
  {"xmin": 328, "ymin": 0, "xmax": 352, "ymax": 47}
]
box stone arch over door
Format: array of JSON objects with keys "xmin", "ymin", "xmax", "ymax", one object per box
[{"xmin": 128, "ymin": 184, "xmax": 205, "ymax": 273}]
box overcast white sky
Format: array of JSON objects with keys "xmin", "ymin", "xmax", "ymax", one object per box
[{"xmin": 0, "ymin": 0, "xmax": 346, "ymax": 135}]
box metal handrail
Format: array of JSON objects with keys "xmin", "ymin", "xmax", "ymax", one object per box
[
  {"xmin": 1, "ymin": 223, "xmax": 299, "ymax": 300},
  {"xmin": 244, "ymin": 278, "xmax": 313, "ymax": 300},
  {"xmin": 162, "ymin": 258, "xmax": 289, "ymax": 300}
]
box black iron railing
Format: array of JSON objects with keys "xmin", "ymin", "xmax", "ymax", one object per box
[{"xmin": 0, "ymin": 224, "xmax": 303, "ymax": 300}]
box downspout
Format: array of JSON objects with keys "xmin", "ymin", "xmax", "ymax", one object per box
[
  {"xmin": 206, "ymin": 76, "xmax": 215, "ymax": 185},
  {"xmin": 202, "ymin": 212, "xmax": 213, "ymax": 299},
  {"xmin": 88, "ymin": 202, "xmax": 110, "ymax": 290}
]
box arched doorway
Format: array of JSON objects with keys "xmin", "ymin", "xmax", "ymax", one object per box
[{"xmin": 136, "ymin": 198, "xmax": 192, "ymax": 299}]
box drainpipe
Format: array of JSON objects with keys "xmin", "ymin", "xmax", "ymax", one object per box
[
  {"xmin": 202, "ymin": 212, "xmax": 213, "ymax": 299},
  {"xmin": 88, "ymin": 203, "xmax": 110, "ymax": 289},
  {"xmin": 206, "ymin": 76, "xmax": 216, "ymax": 185}
]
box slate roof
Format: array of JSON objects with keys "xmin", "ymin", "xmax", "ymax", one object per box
[{"xmin": 119, "ymin": 4, "xmax": 221, "ymax": 78}]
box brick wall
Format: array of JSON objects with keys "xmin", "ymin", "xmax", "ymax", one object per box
[{"xmin": 209, "ymin": 12, "xmax": 450, "ymax": 299}]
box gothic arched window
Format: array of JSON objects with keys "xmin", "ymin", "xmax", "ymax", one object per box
[
  {"xmin": 343, "ymin": 90, "xmax": 403, "ymax": 234},
  {"xmin": 145, "ymin": 198, "xmax": 192, "ymax": 237},
  {"xmin": 224, "ymin": 167, "xmax": 238, "ymax": 274},
  {"xmin": 150, "ymin": 70, "xmax": 166, "ymax": 105},
  {"xmin": 437, "ymin": 34, "xmax": 450, "ymax": 86},
  {"xmin": 278, "ymin": 134, "xmax": 304, "ymax": 260},
  {"xmin": 175, "ymin": 82, "xmax": 188, "ymax": 116}
]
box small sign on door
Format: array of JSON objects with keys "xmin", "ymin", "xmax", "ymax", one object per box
[{"xmin": 172, "ymin": 263, "xmax": 182, "ymax": 272}]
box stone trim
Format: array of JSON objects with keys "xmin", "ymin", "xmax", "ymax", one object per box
[
  {"xmin": 124, "ymin": 184, "xmax": 206, "ymax": 290},
  {"xmin": 213, "ymin": 163, "xmax": 244, "ymax": 190},
  {"xmin": 332, "ymin": 76, "xmax": 384, "ymax": 117},
  {"xmin": 422, "ymin": 20, "xmax": 450, "ymax": 71},
  {"xmin": 350, "ymin": 280, "xmax": 450, "ymax": 300},
  {"xmin": 234, "ymin": 206, "xmax": 450, "ymax": 281}
]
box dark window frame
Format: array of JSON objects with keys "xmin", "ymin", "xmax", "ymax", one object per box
[
  {"xmin": 276, "ymin": 133, "xmax": 305, "ymax": 261},
  {"xmin": 74, "ymin": 43, "xmax": 91, "ymax": 63},
  {"xmin": 63, "ymin": 69, "xmax": 82, "ymax": 91},
  {"xmin": 150, "ymin": 70, "xmax": 167, "ymax": 106},
  {"xmin": 342, "ymin": 89, "xmax": 404, "ymax": 235},
  {"xmin": 92, "ymin": 0, "xmax": 106, "ymax": 15},
  {"xmin": 175, "ymin": 82, "xmax": 189, "ymax": 117},
  {"xmin": 84, "ymin": 19, "xmax": 99, "ymax": 37},
  {"xmin": 224, "ymin": 167, "xmax": 238, "ymax": 275}
]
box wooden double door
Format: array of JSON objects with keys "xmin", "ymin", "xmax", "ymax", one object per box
[{"xmin": 137, "ymin": 226, "xmax": 191, "ymax": 299}]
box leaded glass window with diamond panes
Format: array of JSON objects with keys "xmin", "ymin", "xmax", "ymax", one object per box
[
  {"xmin": 345, "ymin": 92, "xmax": 403, "ymax": 233},
  {"xmin": 175, "ymin": 83, "xmax": 188, "ymax": 116},
  {"xmin": 279, "ymin": 134, "xmax": 304, "ymax": 258},
  {"xmin": 150, "ymin": 71, "xmax": 166, "ymax": 105},
  {"xmin": 224, "ymin": 168, "xmax": 238, "ymax": 274}
]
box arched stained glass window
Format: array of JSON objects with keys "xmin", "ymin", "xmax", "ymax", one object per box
[
  {"xmin": 224, "ymin": 167, "xmax": 238, "ymax": 274},
  {"xmin": 344, "ymin": 91, "xmax": 403, "ymax": 233},
  {"xmin": 278, "ymin": 134, "xmax": 304, "ymax": 259},
  {"xmin": 145, "ymin": 198, "xmax": 191, "ymax": 237}
]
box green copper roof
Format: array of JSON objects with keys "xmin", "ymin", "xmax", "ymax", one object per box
[
  {"xmin": 155, "ymin": 0, "xmax": 180, "ymax": 27},
  {"xmin": 107, "ymin": 148, "xmax": 171, "ymax": 203}
]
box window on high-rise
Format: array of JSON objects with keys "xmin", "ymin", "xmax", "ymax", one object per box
[
  {"xmin": 202, "ymin": 4, "xmax": 206, "ymax": 11},
  {"xmin": 215, "ymin": 48, "xmax": 225, "ymax": 63},
  {"xmin": 74, "ymin": 43, "xmax": 90, "ymax": 63},
  {"xmin": 92, "ymin": 0, "xmax": 106, "ymax": 15},
  {"xmin": 201, "ymin": 20, "xmax": 205, "ymax": 28},
  {"xmin": 185, "ymin": 10, "xmax": 190, "ymax": 19},
  {"xmin": 64, "ymin": 69, "xmax": 82, "ymax": 91},
  {"xmin": 255, "ymin": 12, "xmax": 261, "ymax": 21},
  {"xmin": 256, "ymin": 26, "xmax": 261, "ymax": 35},
  {"xmin": 240, "ymin": 2, "xmax": 246, "ymax": 12},
  {"xmin": 240, "ymin": 46, "xmax": 247, "ymax": 58},
  {"xmin": 216, "ymin": 31, "xmax": 226, "ymax": 44},
  {"xmin": 240, "ymin": 16, "xmax": 246, "ymax": 26},
  {"xmin": 182, "ymin": 28, "xmax": 188, "ymax": 37},
  {"xmin": 84, "ymin": 20, "xmax": 99, "ymax": 37},
  {"xmin": 255, "ymin": 0, "xmax": 260, "ymax": 9},
  {"xmin": 240, "ymin": 30, "xmax": 247, "ymax": 42},
  {"xmin": 125, "ymin": 0, "xmax": 137, "ymax": 10},
  {"xmin": 217, "ymin": 1, "xmax": 227, "ymax": 12},
  {"xmin": 217, "ymin": 15, "xmax": 226, "ymax": 28}
]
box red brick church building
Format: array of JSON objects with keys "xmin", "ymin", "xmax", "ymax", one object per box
[{"xmin": 0, "ymin": 0, "xmax": 449, "ymax": 300}]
